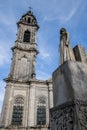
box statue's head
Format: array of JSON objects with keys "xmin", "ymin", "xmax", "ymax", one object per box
[{"xmin": 60, "ymin": 28, "xmax": 66, "ymax": 35}]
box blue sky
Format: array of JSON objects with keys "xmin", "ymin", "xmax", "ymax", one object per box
[{"xmin": 0, "ymin": 0, "xmax": 87, "ymax": 112}]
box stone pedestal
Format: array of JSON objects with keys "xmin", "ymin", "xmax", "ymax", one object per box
[{"xmin": 50, "ymin": 61, "xmax": 87, "ymax": 130}]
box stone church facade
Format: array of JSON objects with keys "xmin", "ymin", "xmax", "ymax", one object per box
[{"xmin": 0, "ymin": 10, "xmax": 53, "ymax": 130}]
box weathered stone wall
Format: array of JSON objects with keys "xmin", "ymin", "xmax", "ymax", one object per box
[
  {"xmin": 50, "ymin": 61, "xmax": 87, "ymax": 130},
  {"xmin": 53, "ymin": 61, "xmax": 87, "ymax": 106},
  {"xmin": 0, "ymin": 79, "xmax": 53, "ymax": 130},
  {"xmin": 73, "ymin": 45, "xmax": 87, "ymax": 62},
  {"xmin": 50, "ymin": 100, "xmax": 87, "ymax": 130}
]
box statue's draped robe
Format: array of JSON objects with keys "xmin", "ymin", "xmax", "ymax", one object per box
[{"xmin": 59, "ymin": 32, "xmax": 75, "ymax": 65}]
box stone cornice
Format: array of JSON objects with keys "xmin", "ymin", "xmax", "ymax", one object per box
[
  {"xmin": 4, "ymin": 77, "xmax": 52, "ymax": 85},
  {"xmin": 4, "ymin": 78, "xmax": 29, "ymax": 85},
  {"xmin": 29, "ymin": 78, "xmax": 52, "ymax": 85},
  {"xmin": 12, "ymin": 46, "xmax": 39, "ymax": 54},
  {"xmin": 17, "ymin": 21, "xmax": 39, "ymax": 30},
  {"xmin": 11, "ymin": 46, "xmax": 39, "ymax": 54},
  {"xmin": 11, "ymin": 42, "xmax": 39, "ymax": 54}
]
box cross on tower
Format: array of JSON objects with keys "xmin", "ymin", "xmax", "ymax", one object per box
[{"xmin": 28, "ymin": 7, "xmax": 33, "ymax": 12}]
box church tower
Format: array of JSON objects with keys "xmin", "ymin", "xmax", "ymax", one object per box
[
  {"xmin": 0, "ymin": 10, "xmax": 53, "ymax": 130},
  {"xmin": 9, "ymin": 10, "xmax": 39, "ymax": 81}
]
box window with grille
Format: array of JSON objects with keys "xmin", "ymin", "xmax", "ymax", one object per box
[
  {"xmin": 37, "ymin": 106, "xmax": 46, "ymax": 125},
  {"xmin": 23, "ymin": 30, "xmax": 30, "ymax": 43},
  {"xmin": 11, "ymin": 97, "xmax": 24, "ymax": 126},
  {"xmin": 37, "ymin": 96, "xmax": 46, "ymax": 125}
]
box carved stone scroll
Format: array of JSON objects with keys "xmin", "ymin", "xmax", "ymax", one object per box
[{"xmin": 50, "ymin": 100, "xmax": 87, "ymax": 130}]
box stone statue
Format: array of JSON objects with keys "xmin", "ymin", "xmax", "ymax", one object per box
[{"xmin": 59, "ymin": 28, "xmax": 75, "ymax": 65}]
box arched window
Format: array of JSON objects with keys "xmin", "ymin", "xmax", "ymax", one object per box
[
  {"xmin": 11, "ymin": 97, "xmax": 24, "ymax": 126},
  {"xmin": 28, "ymin": 17, "xmax": 31, "ymax": 23},
  {"xmin": 23, "ymin": 30, "xmax": 30, "ymax": 43},
  {"xmin": 24, "ymin": 17, "xmax": 26, "ymax": 21},
  {"xmin": 37, "ymin": 96, "xmax": 46, "ymax": 125}
]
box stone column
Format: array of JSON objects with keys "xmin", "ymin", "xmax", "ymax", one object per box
[
  {"xmin": 48, "ymin": 84, "xmax": 53, "ymax": 108},
  {"xmin": 28, "ymin": 84, "xmax": 36, "ymax": 126},
  {"xmin": 0, "ymin": 83, "xmax": 14, "ymax": 127}
]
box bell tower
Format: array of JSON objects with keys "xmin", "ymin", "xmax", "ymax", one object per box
[
  {"xmin": 0, "ymin": 10, "xmax": 53, "ymax": 130},
  {"xmin": 0, "ymin": 10, "xmax": 40, "ymax": 128},
  {"xmin": 8, "ymin": 10, "xmax": 39, "ymax": 81}
]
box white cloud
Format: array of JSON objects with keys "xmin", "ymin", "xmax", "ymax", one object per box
[
  {"xmin": 57, "ymin": 8, "xmax": 77, "ymax": 23},
  {"xmin": 39, "ymin": 47, "xmax": 50, "ymax": 60},
  {"xmin": 0, "ymin": 11, "xmax": 16, "ymax": 26},
  {"xmin": 0, "ymin": 42, "xmax": 11, "ymax": 66},
  {"xmin": 0, "ymin": 7, "xmax": 17, "ymax": 35},
  {"xmin": 37, "ymin": 32, "xmax": 52, "ymax": 63},
  {"xmin": 0, "ymin": 94, "xmax": 4, "ymax": 102},
  {"xmin": 0, "ymin": 80, "xmax": 5, "ymax": 88},
  {"xmin": 37, "ymin": 70, "xmax": 51, "ymax": 80},
  {"xmin": 43, "ymin": 0, "xmax": 83, "ymax": 23},
  {"xmin": 0, "ymin": 80, "xmax": 5, "ymax": 112}
]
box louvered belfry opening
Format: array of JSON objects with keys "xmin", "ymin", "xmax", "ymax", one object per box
[{"xmin": 23, "ymin": 30, "xmax": 30, "ymax": 43}]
